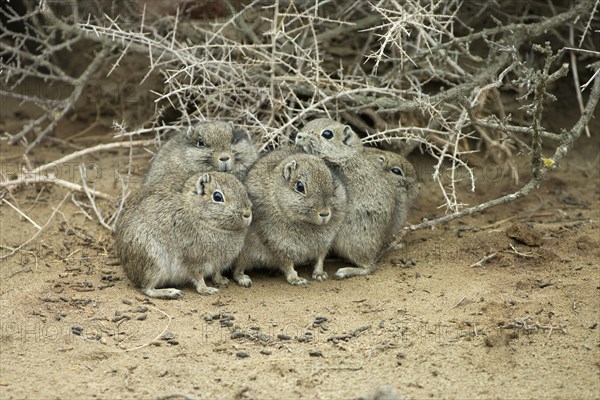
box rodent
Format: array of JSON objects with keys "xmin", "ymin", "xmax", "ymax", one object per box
[
  {"xmin": 142, "ymin": 120, "xmax": 258, "ymax": 191},
  {"xmin": 233, "ymin": 148, "xmax": 346, "ymax": 287},
  {"xmin": 295, "ymin": 118, "xmax": 394, "ymax": 279},
  {"xmin": 365, "ymin": 148, "xmax": 419, "ymax": 246},
  {"xmin": 114, "ymin": 172, "xmax": 252, "ymax": 299}
]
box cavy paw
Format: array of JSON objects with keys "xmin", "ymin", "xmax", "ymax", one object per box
[
  {"xmin": 142, "ymin": 288, "xmax": 184, "ymax": 299},
  {"xmin": 288, "ymin": 276, "xmax": 309, "ymax": 286},
  {"xmin": 312, "ymin": 271, "xmax": 328, "ymax": 281},
  {"xmin": 197, "ymin": 286, "xmax": 220, "ymax": 295},
  {"xmin": 213, "ymin": 275, "xmax": 230, "ymax": 287},
  {"xmin": 235, "ymin": 274, "xmax": 253, "ymax": 288}
]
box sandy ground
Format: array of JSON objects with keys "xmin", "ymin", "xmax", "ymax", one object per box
[{"xmin": 1, "ymin": 91, "xmax": 599, "ymax": 399}]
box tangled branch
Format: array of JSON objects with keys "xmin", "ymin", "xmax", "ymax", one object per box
[{"xmin": 0, "ymin": 0, "xmax": 598, "ymax": 233}]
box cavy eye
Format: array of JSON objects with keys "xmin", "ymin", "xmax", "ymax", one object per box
[
  {"xmin": 212, "ymin": 191, "xmax": 224, "ymax": 203},
  {"xmin": 321, "ymin": 130, "xmax": 333, "ymax": 139},
  {"xmin": 197, "ymin": 136, "xmax": 205, "ymax": 147},
  {"xmin": 391, "ymin": 167, "xmax": 404, "ymax": 176},
  {"xmin": 295, "ymin": 181, "xmax": 305, "ymax": 194}
]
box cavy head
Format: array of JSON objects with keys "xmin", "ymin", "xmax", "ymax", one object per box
[
  {"xmin": 184, "ymin": 121, "xmax": 255, "ymax": 174},
  {"xmin": 276, "ymin": 154, "xmax": 336, "ymax": 226},
  {"xmin": 295, "ymin": 118, "xmax": 361, "ymax": 163},
  {"xmin": 183, "ymin": 172, "xmax": 253, "ymax": 231}
]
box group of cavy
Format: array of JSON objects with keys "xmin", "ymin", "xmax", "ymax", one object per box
[{"xmin": 115, "ymin": 119, "xmax": 419, "ymax": 299}]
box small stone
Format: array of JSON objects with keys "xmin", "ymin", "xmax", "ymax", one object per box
[
  {"xmin": 236, "ymin": 351, "xmax": 250, "ymax": 358},
  {"xmin": 507, "ymin": 223, "xmax": 543, "ymax": 246},
  {"xmin": 308, "ymin": 350, "xmax": 323, "ymax": 357},
  {"xmin": 260, "ymin": 349, "xmax": 272, "ymax": 355},
  {"xmin": 71, "ymin": 326, "xmax": 83, "ymax": 336},
  {"xmin": 136, "ymin": 313, "xmax": 147, "ymax": 321},
  {"xmin": 231, "ymin": 331, "xmax": 251, "ymax": 339},
  {"xmin": 277, "ymin": 334, "xmax": 291, "ymax": 340},
  {"xmin": 160, "ymin": 332, "xmax": 176, "ymax": 341},
  {"xmin": 167, "ymin": 339, "xmax": 179, "ymax": 345},
  {"xmin": 122, "ymin": 299, "xmax": 133, "ymax": 305},
  {"xmin": 204, "ymin": 313, "xmax": 221, "ymax": 321}
]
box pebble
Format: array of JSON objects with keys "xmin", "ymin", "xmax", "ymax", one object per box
[
  {"xmin": 160, "ymin": 332, "xmax": 176, "ymax": 341},
  {"xmin": 71, "ymin": 326, "xmax": 83, "ymax": 336}
]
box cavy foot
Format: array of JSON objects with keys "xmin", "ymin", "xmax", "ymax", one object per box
[
  {"xmin": 312, "ymin": 271, "xmax": 328, "ymax": 281},
  {"xmin": 287, "ymin": 276, "xmax": 309, "ymax": 286},
  {"xmin": 282, "ymin": 263, "xmax": 308, "ymax": 286},
  {"xmin": 197, "ymin": 286, "xmax": 220, "ymax": 295},
  {"xmin": 193, "ymin": 276, "xmax": 220, "ymax": 295},
  {"xmin": 213, "ymin": 272, "xmax": 230, "ymax": 287},
  {"xmin": 334, "ymin": 266, "xmax": 371, "ymax": 279},
  {"xmin": 142, "ymin": 288, "xmax": 184, "ymax": 299},
  {"xmin": 234, "ymin": 274, "xmax": 253, "ymax": 288}
]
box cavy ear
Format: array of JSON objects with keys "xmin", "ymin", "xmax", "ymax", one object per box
[
  {"xmin": 283, "ymin": 160, "xmax": 297, "ymax": 181},
  {"xmin": 196, "ymin": 173, "xmax": 211, "ymax": 195},
  {"xmin": 226, "ymin": 121, "xmax": 236, "ymax": 136},
  {"xmin": 184, "ymin": 125, "xmax": 195, "ymax": 139},
  {"xmin": 342, "ymin": 126, "xmax": 356, "ymax": 146},
  {"xmin": 377, "ymin": 155, "xmax": 386, "ymax": 166},
  {"xmin": 232, "ymin": 127, "xmax": 252, "ymax": 144}
]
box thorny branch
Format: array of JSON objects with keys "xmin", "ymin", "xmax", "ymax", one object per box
[
  {"xmin": 498, "ymin": 316, "xmax": 567, "ymax": 335},
  {"xmin": 0, "ymin": 0, "xmax": 598, "ymax": 236},
  {"xmin": 404, "ymin": 68, "xmax": 600, "ymax": 232}
]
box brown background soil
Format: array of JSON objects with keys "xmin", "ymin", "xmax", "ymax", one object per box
[{"xmin": 1, "ymin": 89, "xmax": 599, "ymax": 399}]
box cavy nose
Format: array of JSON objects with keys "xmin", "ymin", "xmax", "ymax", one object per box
[
  {"xmin": 219, "ymin": 154, "xmax": 231, "ymax": 162},
  {"xmin": 318, "ymin": 210, "xmax": 331, "ymax": 218},
  {"xmin": 318, "ymin": 209, "xmax": 331, "ymax": 224},
  {"xmin": 242, "ymin": 209, "xmax": 252, "ymax": 226},
  {"xmin": 294, "ymin": 133, "xmax": 306, "ymax": 145}
]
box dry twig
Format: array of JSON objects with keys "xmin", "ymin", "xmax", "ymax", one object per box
[
  {"xmin": 0, "ymin": 0, "xmax": 597, "ymax": 230},
  {"xmin": 469, "ymin": 253, "xmax": 497, "ymax": 268},
  {"xmin": 498, "ymin": 316, "xmax": 567, "ymax": 335}
]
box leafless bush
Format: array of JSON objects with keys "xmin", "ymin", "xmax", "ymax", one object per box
[{"xmin": 1, "ymin": 0, "xmax": 599, "ymax": 240}]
